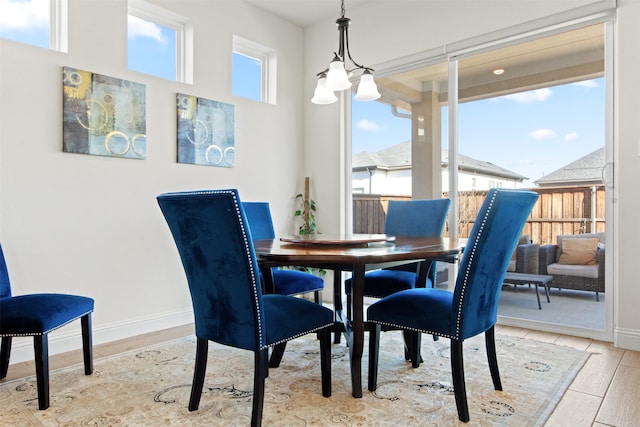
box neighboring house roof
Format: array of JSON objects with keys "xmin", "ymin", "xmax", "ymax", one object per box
[
  {"xmin": 353, "ymin": 141, "xmax": 527, "ymax": 181},
  {"xmin": 533, "ymin": 147, "xmax": 604, "ymax": 187}
]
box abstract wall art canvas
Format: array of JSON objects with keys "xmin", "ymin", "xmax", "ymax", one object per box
[
  {"xmin": 177, "ymin": 93, "xmax": 235, "ymax": 167},
  {"xmin": 63, "ymin": 67, "xmax": 147, "ymax": 159}
]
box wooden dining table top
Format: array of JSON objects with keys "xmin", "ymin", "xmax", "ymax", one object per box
[{"xmin": 253, "ymin": 234, "xmax": 462, "ymax": 268}]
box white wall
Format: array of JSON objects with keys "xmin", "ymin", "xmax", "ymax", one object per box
[
  {"xmin": 304, "ymin": 0, "xmax": 640, "ymax": 350},
  {"xmin": 0, "ymin": 0, "xmax": 306, "ymax": 361}
]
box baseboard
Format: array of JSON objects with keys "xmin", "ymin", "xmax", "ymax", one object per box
[
  {"xmin": 614, "ymin": 327, "xmax": 640, "ymax": 351},
  {"xmin": 7, "ymin": 309, "xmax": 194, "ymax": 364}
]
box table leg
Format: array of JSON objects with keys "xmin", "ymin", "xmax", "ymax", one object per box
[
  {"xmin": 534, "ymin": 284, "xmax": 542, "ymax": 309},
  {"xmin": 349, "ymin": 263, "xmax": 365, "ymax": 398},
  {"xmin": 544, "ymin": 283, "xmax": 551, "ymax": 302}
]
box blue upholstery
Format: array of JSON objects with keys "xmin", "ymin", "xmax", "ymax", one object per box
[
  {"xmin": 345, "ymin": 198, "xmax": 451, "ymax": 299},
  {"xmin": 157, "ymin": 189, "xmax": 332, "ymax": 426},
  {"xmin": 0, "ymin": 243, "xmax": 94, "ymax": 410},
  {"xmin": 367, "ymin": 189, "xmax": 538, "ymax": 423},
  {"xmin": 242, "ymin": 202, "xmax": 324, "ymax": 299}
]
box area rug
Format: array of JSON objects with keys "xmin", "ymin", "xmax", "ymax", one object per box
[{"xmin": 0, "ymin": 331, "xmax": 589, "ymax": 426}]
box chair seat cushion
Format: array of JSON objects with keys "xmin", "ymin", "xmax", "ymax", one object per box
[
  {"xmin": 263, "ymin": 294, "xmax": 333, "ymax": 346},
  {"xmin": 0, "ymin": 294, "xmax": 94, "ymax": 336},
  {"xmin": 367, "ymin": 288, "xmax": 454, "ymax": 336},
  {"xmin": 346, "ymin": 270, "xmax": 432, "ymax": 298},
  {"xmin": 547, "ymin": 262, "xmax": 599, "ymax": 279},
  {"xmin": 271, "ymin": 269, "xmax": 324, "ymax": 296}
]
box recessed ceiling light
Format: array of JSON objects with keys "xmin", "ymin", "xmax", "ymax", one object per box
[{"xmin": 493, "ymin": 68, "xmax": 505, "ymax": 76}]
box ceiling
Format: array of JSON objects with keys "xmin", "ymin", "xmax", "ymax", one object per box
[{"xmin": 244, "ymin": 0, "xmax": 372, "ymax": 27}]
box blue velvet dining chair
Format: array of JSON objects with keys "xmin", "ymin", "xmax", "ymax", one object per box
[
  {"xmin": 242, "ymin": 202, "xmax": 327, "ymax": 368},
  {"xmin": 366, "ymin": 189, "xmax": 538, "ymax": 423},
  {"xmin": 157, "ymin": 189, "xmax": 333, "ymax": 427},
  {"xmin": 242, "ymin": 202, "xmax": 324, "ymax": 303},
  {"xmin": 0, "ymin": 243, "xmax": 94, "ymax": 410},
  {"xmin": 344, "ymin": 198, "xmax": 451, "ymax": 362}
]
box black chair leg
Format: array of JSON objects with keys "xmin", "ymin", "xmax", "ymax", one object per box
[
  {"xmin": 188, "ymin": 338, "xmax": 208, "ymax": 411},
  {"xmin": 451, "ymin": 339, "xmax": 469, "ymax": 423},
  {"xmin": 268, "ymin": 342, "xmax": 287, "ymax": 368},
  {"xmin": 34, "ymin": 334, "xmax": 50, "ymax": 410},
  {"xmin": 485, "ymin": 326, "xmax": 502, "ymax": 391},
  {"xmin": 313, "ymin": 290, "xmax": 322, "ymax": 305},
  {"xmin": 0, "ymin": 337, "xmax": 11, "ymax": 379},
  {"xmin": 402, "ymin": 330, "xmax": 423, "ymax": 367},
  {"xmin": 251, "ymin": 348, "xmax": 268, "ymax": 427},
  {"xmin": 368, "ymin": 323, "xmax": 381, "ymax": 391},
  {"xmin": 81, "ymin": 314, "xmax": 93, "ymax": 375},
  {"xmin": 319, "ymin": 327, "xmax": 332, "ymax": 397}
]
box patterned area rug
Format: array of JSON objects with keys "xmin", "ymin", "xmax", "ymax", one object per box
[{"xmin": 0, "ymin": 331, "xmax": 588, "ymax": 426}]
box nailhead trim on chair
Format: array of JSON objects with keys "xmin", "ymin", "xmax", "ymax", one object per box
[
  {"xmin": 453, "ymin": 191, "xmax": 496, "ymax": 340},
  {"xmin": 0, "ymin": 309, "xmax": 93, "ymax": 337}
]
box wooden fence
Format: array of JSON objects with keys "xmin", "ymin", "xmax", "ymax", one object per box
[{"xmin": 353, "ymin": 185, "xmax": 606, "ymax": 245}]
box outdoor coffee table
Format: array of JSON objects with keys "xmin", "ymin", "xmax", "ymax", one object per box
[{"xmin": 503, "ymin": 272, "xmax": 553, "ymax": 309}]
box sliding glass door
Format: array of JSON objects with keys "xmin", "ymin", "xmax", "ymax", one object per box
[{"xmin": 351, "ymin": 18, "xmax": 613, "ymax": 339}]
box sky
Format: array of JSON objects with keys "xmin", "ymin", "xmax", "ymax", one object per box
[
  {"xmin": 2, "ymin": 0, "xmax": 605, "ymax": 186},
  {"xmin": 352, "ymin": 79, "xmax": 605, "ymax": 186}
]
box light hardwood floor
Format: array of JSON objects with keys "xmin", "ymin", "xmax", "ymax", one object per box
[{"xmin": 3, "ymin": 324, "xmax": 638, "ymax": 426}]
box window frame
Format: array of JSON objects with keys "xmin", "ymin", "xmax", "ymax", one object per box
[
  {"xmin": 0, "ymin": 0, "xmax": 67, "ymax": 52},
  {"xmin": 232, "ymin": 35, "xmax": 277, "ymax": 104}
]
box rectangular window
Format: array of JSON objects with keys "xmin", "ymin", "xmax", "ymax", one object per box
[
  {"xmin": 233, "ymin": 51, "xmax": 262, "ymax": 102},
  {"xmin": 233, "ymin": 35, "xmax": 276, "ymax": 104},
  {"xmin": 128, "ymin": 0, "xmax": 192, "ymax": 83},
  {"xmin": 0, "ymin": 0, "xmax": 67, "ymax": 51}
]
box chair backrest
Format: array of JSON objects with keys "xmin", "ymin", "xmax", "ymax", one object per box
[
  {"xmin": 384, "ymin": 199, "xmax": 451, "ymax": 237},
  {"xmin": 452, "ymin": 189, "xmax": 538, "ymax": 340},
  {"xmin": 242, "ymin": 202, "xmax": 276, "ymax": 240},
  {"xmin": 0, "ymin": 243, "xmax": 12, "ymax": 299},
  {"xmin": 157, "ymin": 189, "xmax": 266, "ymax": 351}
]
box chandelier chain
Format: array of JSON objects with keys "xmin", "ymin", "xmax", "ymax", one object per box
[{"xmin": 340, "ymin": 0, "xmax": 345, "ymax": 18}]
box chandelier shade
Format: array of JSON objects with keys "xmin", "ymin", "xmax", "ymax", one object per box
[
  {"xmin": 355, "ymin": 70, "xmax": 381, "ymax": 101},
  {"xmin": 311, "ymin": 0, "xmax": 380, "ymax": 105},
  {"xmin": 311, "ymin": 73, "xmax": 338, "ymax": 104}
]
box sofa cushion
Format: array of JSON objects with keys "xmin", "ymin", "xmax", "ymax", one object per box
[
  {"xmin": 556, "ymin": 232, "xmax": 605, "ymax": 262},
  {"xmin": 558, "ymin": 238, "xmax": 598, "ymax": 265},
  {"xmin": 547, "ymin": 263, "xmax": 599, "ymax": 279}
]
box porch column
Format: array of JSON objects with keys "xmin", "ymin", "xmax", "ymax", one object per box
[{"xmin": 411, "ymin": 81, "xmax": 442, "ymax": 200}]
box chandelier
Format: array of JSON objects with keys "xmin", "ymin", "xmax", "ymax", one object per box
[{"xmin": 311, "ymin": 0, "xmax": 381, "ymax": 105}]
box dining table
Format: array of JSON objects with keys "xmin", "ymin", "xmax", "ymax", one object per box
[{"xmin": 253, "ymin": 233, "xmax": 462, "ymax": 398}]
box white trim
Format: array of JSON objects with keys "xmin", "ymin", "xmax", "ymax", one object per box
[
  {"xmin": 49, "ymin": 0, "xmax": 68, "ymax": 53},
  {"xmin": 614, "ymin": 327, "xmax": 640, "ymax": 351},
  {"xmin": 7, "ymin": 309, "xmax": 194, "ymax": 364},
  {"xmin": 372, "ymin": 0, "xmax": 616, "ymax": 77},
  {"xmin": 447, "ymin": 1, "xmax": 615, "ymax": 60}
]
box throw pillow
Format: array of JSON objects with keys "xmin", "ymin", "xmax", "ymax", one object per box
[{"xmin": 558, "ymin": 238, "xmax": 599, "ymax": 265}]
